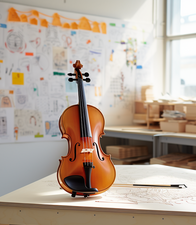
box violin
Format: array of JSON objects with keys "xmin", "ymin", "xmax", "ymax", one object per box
[{"xmin": 57, "ymin": 60, "xmax": 116, "ymax": 197}]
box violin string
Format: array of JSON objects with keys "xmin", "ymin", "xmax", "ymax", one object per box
[
  {"xmin": 78, "ymin": 74, "xmax": 86, "ymax": 163},
  {"xmin": 80, "ymin": 79, "xmax": 87, "ymax": 163},
  {"xmin": 81, "ymin": 77, "xmax": 89, "ymax": 163}
]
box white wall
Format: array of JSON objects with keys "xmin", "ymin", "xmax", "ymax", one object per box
[
  {"xmin": 0, "ymin": 140, "xmax": 67, "ymax": 196},
  {"xmin": 0, "ymin": 0, "xmax": 165, "ymax": 197}
]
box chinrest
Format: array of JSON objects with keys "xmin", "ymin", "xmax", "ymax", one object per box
[{"xmin": 64, "ymin": 175, "xmax": 98, "ymax": 194}]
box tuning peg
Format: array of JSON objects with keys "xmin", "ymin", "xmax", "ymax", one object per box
[
  {"xmin": 83, "ymin": 72, "xmax": 89, "ymax": 77},
  {"xmin": 83, "ymin": 78, "xmax": 91, "ymax": 83},
  {"xmin": 68, "ymin": 78, "xmax": 78, "ymax": 82},
  {"xmin": 67, "ymin": 73, "xmax": 76, "ymax": 76}
]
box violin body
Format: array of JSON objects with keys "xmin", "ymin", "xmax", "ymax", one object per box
[{"xmin": 57, "ymin": 104, "xmax": 116, "ymax": 196}]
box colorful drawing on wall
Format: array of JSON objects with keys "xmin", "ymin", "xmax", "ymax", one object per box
[
  {"xmin": 0, "ymin": 108, "xmax": 14, "ymax": 142},
  {"xmin": 53, "ymin": 46, "xmax": 67, "ymax": 71},
  {"xmin": 65, "ymin": 77, "xmax": 77, "ymax": 93},
  {"xmin": 1, "ymin": 96, "xmax": 12, "ymax": 107},
  {"xmin": 0, "ymin": 2, "xmax": 154, "ymax": 142},
  {"xmin": 95, "ymin": 86, "xmax": 102, "ymax": 97},
  {"xmin": 62, "ymin": 35, "xmax": 72, "ymax": 48},
  {"xmin": 0, "ymin": 90, "xmax": 15, "ymax": 108},
  {"xmin": 0, "ymin": 116, "xmax": 7, "ymax": 135},
  {"xmin": 45, "ymin": 120, "xmax": 60, "ymax": 137},
  {"xmin": 126, "ymin": 38, "xmax": 137, "ymax": 67},
  {"xmin": 7, "ymin": 8, "xmax": 107, "ymax": 34},
  {"xmin": 32, "ymin": 54, "xmax": 49, "ymax": 72},
  {"xmin": 14, "ymin": 109, "xmax": 43, "ymax": 137},
  {"xmin": 5, "ymin": 29, "xmax": 26, "ymax": 53}
]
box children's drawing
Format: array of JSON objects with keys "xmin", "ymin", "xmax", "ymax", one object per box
[
  {"xmin": 19, "ymin": 58, "xmax": 31, "ymax": 73},
  {"xmin": 45, "ymin": 120, "xmax": 60, "ymax": 136},
  {"xmin": 62, "ymin": 34, "xmax": 72, "ymax": 48},
  {"xmin": 35, "ymin": 97, "xmax": 50, "ymax": 114},
  {"xmin": 126, "ymin": 38, "xmax": 137, "ymax": 67},
  {"xmin": 0, "ymin": 90, "xmax": 15, "ymax": 108},
  {"xmin": 40, "ymin": 80, "xmax": 49, "ymax": 96},
  {"xmin": 14, "ymin": 109, "xmax": 43, "ymax": 137},
  {"xmin": 108, "ymin": 25, "xmax": 123, "ymax": 42},
  {"xmin": 32, "ymin": 53, "xmax": 49, "ymax": 72},
  {"xmin": 1, "ymin": 96, "xmax": 12, "ymax": 107},
  {"xmin": 0, "ymin": 47, "xmax": 4, "ymax": 60},
  {"xmin": 28, "ymin": 82, "xmax": 39, "ymax": 98},
  {"xmin": 91, "ymin": 34, "xmax": 104, "ymax": 49},
  {"xmin": 49, "ymin": 80, "xmax": 65, "ymax": 98},
  {"xmin": 45, "ymin": 26, "xmax": 61, "ymax": 46},
  {"xmin": 53, "ymin": 46, "xmax": 67, "ymax": 71},
  {"xmin": 49, "ymin": 98, "xmax": 66, "ymax": 116},
  {"xmin": 77, "ymin": 30, "xmax": 92, "ymax": 47},
  {"xmin": 0, "ymin": 108, "xmax": 14, "ymax": 142},
  {"xmin": 15, "ymin": 95, "xmax": 28, "ymax": 109},
  {"xmin": 42, "ymin": 43, "xmax": 51, "ymax": 55},
  {"xmin": 69, "ymin": 46, "xmax": 89, "ymax": 71},
  {"xmin": 0, "ymin": 115, "xmax": 7, "ymax": 135},
  {"xmin": 5, "ymin": 29, "xmax": 26, "ymax": 53},
  {"xmin": 65, "ymin": 77, "xmax": 77, "ymax": 93}
]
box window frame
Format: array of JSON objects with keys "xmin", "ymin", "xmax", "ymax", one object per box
[{"xmin": 165, "ymin": 0, "xmax": 196, "ymax": 97}]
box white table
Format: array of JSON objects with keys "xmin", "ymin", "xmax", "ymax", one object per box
[{"xmin": 0, "ymin": 165, "xmax": 196, "ymax": 225}]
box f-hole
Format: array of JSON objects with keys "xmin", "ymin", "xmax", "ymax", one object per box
[
  {"xmin": 69, "ymin": 142, "xmax": 80, "ymax": 162},
  {"xmin": 93, "ymin": 142, "xmax": 104, "ymax": 161}
]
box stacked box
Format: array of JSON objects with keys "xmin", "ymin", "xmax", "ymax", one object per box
[{"xmin": 106, "ymin": 145, "xmax": 149, "ymax": 161}]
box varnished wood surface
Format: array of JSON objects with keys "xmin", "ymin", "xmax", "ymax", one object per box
[{"xmin": 1, "ymin": 165, "xmax": 196, "ymax": 217}]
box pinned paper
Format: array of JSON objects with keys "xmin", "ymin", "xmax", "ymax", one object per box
[
  {"xmin": 25, "ymin": 52, "xmax": 34, "ymax": 56},
  {"xmin": 12, "ymin": 72, "xmax": 24, "ymax": 85}
]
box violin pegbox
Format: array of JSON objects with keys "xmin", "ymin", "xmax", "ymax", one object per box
[{"xmin": 68, "ymin": 60, "xmax": 91, "ymax": 83}]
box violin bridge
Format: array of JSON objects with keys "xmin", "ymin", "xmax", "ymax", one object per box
[{"xmin": 81, "ymin": 148, "xmax": 94, "ymax": 153}]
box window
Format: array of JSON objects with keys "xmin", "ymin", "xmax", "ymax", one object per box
[{"xmin": 166, "ymin": 0, "xmax": 196, "ymax": 98}]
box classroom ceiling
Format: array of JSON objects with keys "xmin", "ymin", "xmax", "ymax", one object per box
[{"xmin": 0, "ymin": 0, "xmax": 153, "ymax": 23}]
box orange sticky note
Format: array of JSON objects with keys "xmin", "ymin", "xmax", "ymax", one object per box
[
  {"xmin": 9, "ymin": 90, "xmax": 14, "ymax": 94},
  {"xmin": 12, "ymin": 72, "xmax": 24, "ymax": 85},
  {"xmin": 0, "ymin": 60, "xmax": 3, "ymax": 63},
  {"xmin": 25, "ymin": 52, "xmax": 34, "ymax": 56}
]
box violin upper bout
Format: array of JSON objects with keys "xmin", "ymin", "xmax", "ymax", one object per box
[{"xmin": 62, "ymin": 133, "xmax": 69, "ymax": 139}]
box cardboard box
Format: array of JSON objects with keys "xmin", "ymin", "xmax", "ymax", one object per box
[
  {"xmin": 133, "ymin": 114, "xmax": 147, "ymax": 123},
  {"xmin": 186, "ymin": 105, "xmax": 196, "ymax": 120},
  {"xmin": 150, "ymin": 153, "xmax": 196, "ymax": 169},
  {"xmin": 160, "ymin": 120, "xmax": 187, "ymax": 132},
  {"xmin": 135, "ymin": 101, "xmax": 147, "ymax": 114},
  {"xmin": 112, "ymin": 155, "xmax": 151, "ymax": 165},
  {"xmin": 106, "ymin": 145, "xmax": 148, "ymax": 159},
  {"xmin": 185, "ymin": 124, "xmax": 196, "ymax": 134}
]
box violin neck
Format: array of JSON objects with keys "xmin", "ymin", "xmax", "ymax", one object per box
[{"xmin": 77, "ymin": 69, "xmax": 92, "ymax": 138}]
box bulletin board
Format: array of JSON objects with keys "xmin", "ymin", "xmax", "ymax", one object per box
[{"xmin": 0, "ymin": 2, "xmax": 154, "ymax": 143}]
